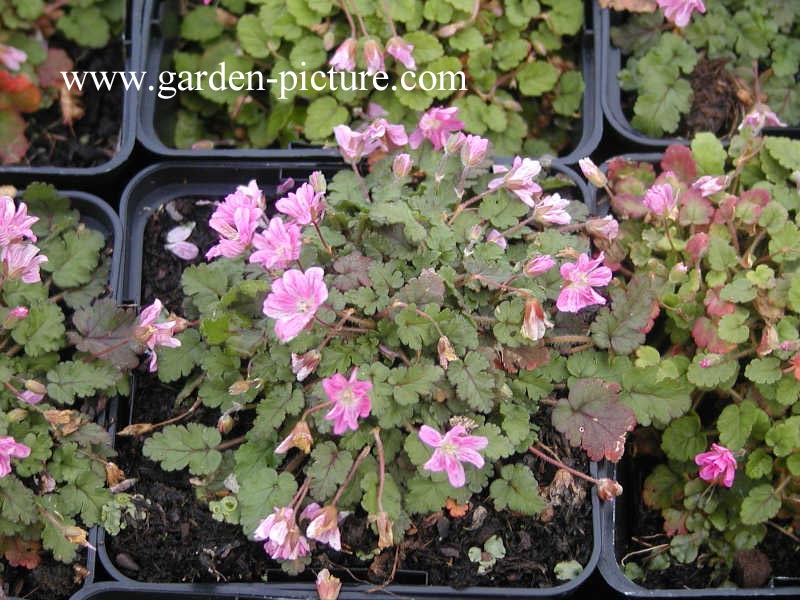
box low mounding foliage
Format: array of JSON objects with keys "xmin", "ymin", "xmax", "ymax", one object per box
[
  {"xmin": 605, "ymin": 0, "xmax": 799, "ymax": 138},
  {"xmin": 0, "ymin": 183, "xmax": 143, "ymax": 580},
  {"xmin": 0, "ymin": 0, "xmax": 125, "ymax": 164},
  {"xmin": 168, "ymin": 0, "xmax": 585, "ymax": 157},
  {"xmin": 591, "ymin": 128, "xmax": 800, "ymax": 585},
  {"xmin": 131, "ymin": 112, "xmax": 630, "ymax": 581}
]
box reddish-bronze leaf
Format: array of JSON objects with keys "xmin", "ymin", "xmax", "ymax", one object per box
[
  {"xmin": 1, "ymin": 536, "xmax": 42, "ymax": 569},
  {"xmin": 551, "ymin": 378, "xmax": 636, "ymax": 462},
  {"xmin": 0, "ymin": 70, "xmax": 41, "ymax": 113},
  {"xmin": 495, "ymin": 343, "xmax": 550, "ymax": 374},
  {"xmin": 37, "ymin": 48, "xmax": 74, "ymax": 89}
]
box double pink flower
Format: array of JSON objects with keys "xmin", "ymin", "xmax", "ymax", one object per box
[
  {"xmin": 323, "ymin": 367, "xmax": 373, "ymax": 435},
  {"xmin": 0, "ymin": 436, "xmax": 30, "ymax": 478},
  {"xmin": 488, "ymin": 156, "xmax": 543, "ymax": 207},
  {"xmin": 657, "ymin": 0, "xmax": 705, "ymax": 27},
  {"xmin": 249, "ymin": 217, "xmax": 302, "ymax": 271},
  {"xmin": 419, "ymin": 424, "xmax": 488, "ymax": 488},
  {"xmin": 556, "ymin": 252, "xmax": 612, "ymax": 313},
  {"xmin": 205, "ymin": 190, "xmax": 263, "ymax": 259},
  {"xmin": 135, "ymin": 299, "xmax": 182, "ymax": 372},
  {"xmin": 0, "ymin": 196, "xmax": 38, "ymax": 247},
  {"xmin": 695, "ymin": 443, "xmax": 736, "ymax": 488},
  {"xmin": 253, "ymin": 507, "xmax": 310, "ymax": 561},
  {"xmin": 409, "ymin": 106, "xmax": 464, "ymax": 151},
  {"xmin": 262, "ymin": 267, "xmax": 328, "ymax": 342},
  {"xmin": 1, "ymin": 244, "xmax": 47, "ymax": 284},
  {"xmin": 276, "ymin": 183, "xmax": 325, "ymax": 226}
]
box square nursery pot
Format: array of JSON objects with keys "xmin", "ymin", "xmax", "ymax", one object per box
[
  {"xmin": 3, "ymin": 188, "xmax": 122, "ymax": 600},
  {"xmin": 93, "ymin": 160, "xmax": 601, "ymax": 599},
  {"xmin": 597, "ymin": 3, "xmax": 800, "ymax": 153},
  {"xmin": 0, "ymin": 2, "xmax": 141, "ymax": 187},
  {"xmin": 584, "ymin": 153, "xmax": 800, "ymax": 598},
  {"xmin": 136, "ymin": 0, "xmax": 602, "ymax": 164}
]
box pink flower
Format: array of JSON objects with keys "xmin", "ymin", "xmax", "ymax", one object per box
[
  {"xmin": 1, "ymin": 243, "xmax": 47, "ymax": 284},
  {"xmin": 386, "ymin": 36, "xmax": 416, "ymax": 70},
  {"xmin": 262, "ymin": 267, "xmax": 328, "ymax": 342},
  {"xmin": 460, "ymin": 135, "xmax": 489, "ymax": 167},
  {"xmin": 323, "ymin": 367, "xmax": 372, "ymax": 434},
  {"xmin": 205, "ymin": 193, "xmax": 263, "ymax": 259},
  {"xmin": 363, "ymin": 39, "xmax": 385, "ymax": 75},
  {"xmin": 643, "ymin": 182, "xmax": 677, "ymax": 217},
  {"xmin": 18, "ymin": 390, "xmax": 44, "ymax": 404},
  {"xmin": 488, "ymin": 157, "xmax": 543, "ymax": 207},
  {"xmin": 0, "ymin": 45, "xmax": 27, "ymax": 71},
  {"xmin": 534, "ymin": 193, "xmax": 571, "ymax": 225},
  {"xmin": 333, "ymin": 125, "xmax": 379, "ymax": 164},
  {"xmin": 524, "ymin": 254, "xmax": 556, "ymax": 277},
  {"xmin": 657, "ymin": 0, "xmax": 705, "ymax": 27},
  {"xmin": 135, "ymin": 299, "xmax": 181, "ymax": 372},
  {"xmin": 556, "ymin": 252, "xmax": 613, "ymax": 313},
  {"xmin": 254, "ymin": 507, "xmax": 310, "ymax": 560},
  {"xmin": 393, "ymin": 153, "xmax": 413, "ymax": 177},
  {"xmin": 249, "ymin": 217, "xmax": 302, "ymax": 271},
  {"xmin": 235, "ymin": 179, "xmax": 265, "ymax": 209},
  {"xmin": 486, "ymin": 229, "xmax": 506, "ymax": 249},
  {"xmin": 316, "ymin": 569, "xmax": 342, "ymax": 600},
  {"xmin": 291, "ymin": 349, "xmax": 321, "ymax": 382},
  {"xmin": 275, "ymin": 183, "xmax": 325, "ymax": 226},
  {"xmin": 419, "ymin": 425, "xmax": 488, "ymax": 488},
  {"xmin": 691, "ymin": 175, "xmax": 728, "ymax": 197},
  {"xmin": 364, "ymin": 118, "xmax": 408, "ymax": 152},
  {"xmin": 409, "ymin": 106, "xmax": 465, "ymax": 150},
  {"xmin": 521, "ymin": 298, "xmax": 552, "ymax": 341},
  {"xmin": 330, "ymin": 38, "xmax": 357, "ymax": 71},
  {"xmin": 695, "ymin": 443, "xmax": 737, "ymax": 488},
  {"xmin": 300, "ymin": 503, "xmax": 343, "ymax": 551},
  {"xmin": 585, "ymin": 215, "xmax": 619, "ymax": 241},
  {"xmin": 739, "ymin": 103, "xmax": 787, "ymax": 134},
  {"xmin": 0, "ymin": 196, "xmax": 38, "ymax": 246},
  {"xmin": 0, "ymin": 436, "xmax": 30, "ymax": 477}
]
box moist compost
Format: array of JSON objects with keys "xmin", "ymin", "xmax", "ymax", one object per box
[
  {"xmin": 22, "ymin": 40, "xmax": 124, "ymax": 168},
  {"xmin": 2, "ymin": 550, "xmax": 86, "ymax": 600},
  {"xmin": 622, "ymin": 442, "xmax": 799, "ymax": 589},
  {"xmin": 105, "ymin": 199, "xmax": 594, "ymax": 588}
]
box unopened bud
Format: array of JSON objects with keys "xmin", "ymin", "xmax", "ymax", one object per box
[
  {"xmin": 291, "ymin": 350, "xmax": 321, "ymax": 382},
  {"xmin": 469, "ymin": 223, "xmax": 484, "ymax": 241},
  {"xmin": 7, "ymin": 408, "xmax": 27, "ymax": 423},
  {"xmin": 520, "ymin": 298, "xmax": 552, "ymax": 342},
  {"xmin": 228, "ymin": 380, "xmax": 251, "ymax": 395},
  {"xmin": 275, "ymin": 420, "xmax": 313, "ymax": 454},
  {"xmin": 596, "ymin": 478, "xmax": 623, "ymax": 502},
  {"xmin": 3, "ymin": 306, "xmax": 28, "ymax": 328},
  {"xmin": 437, "ymin": 336, "xmax": 459, "ymax": 370},
  {"xmin": 309, "ymin": 171, "xmax": 327, "ymax": 194},
  {"xmin": 168, "ymin": 312, "xmax": 190, "ymax": 333},
  {"xmin": 316, "ymin": 569, "xmax": 342, "ymax": 600},
  {"xmin": 24, "ymin": 379, "xmax": 46, "ymax": 395},
  {"xmin": 392, "ymin": 153, "xmax": 413, "ymax": 178},
  {"xmin": 585, "ymin": 216, "xmax": 619, "ymax": 241},
  {"xmin": 444, "ymin": 132, "xmax": 466, "ymax": 154},
  {"xmin": 217, "ymin": 414, "xmax": 235, "ymax": 434},
  {"xmin": 436, "ymin": 23, "xmax": 459, "ymax": 37},
  {"xmin": 578, "ymin": 158, "xmax": 607, "ymax": 188}
]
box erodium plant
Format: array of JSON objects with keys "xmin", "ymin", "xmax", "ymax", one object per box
[
  {"xmin": 132, "ymin": 108, "xmax": 640, "ymax": 577},
  {"xmin": 0, "ymin": 184, "xmax": 152, "ymax": 579},
  {"xmin": 585, "ymin": 127, "xmax": 800, "ymax": 584}
]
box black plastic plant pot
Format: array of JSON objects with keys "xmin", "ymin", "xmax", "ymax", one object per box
[
  {"xmin": 598, "ymin": 461, "xmax": 800, "ymax": 599},
  {"xmin": 0, "ymin": 1, "xmax": 140, "ymax": 186},
  {"xmin": 137, "ymin": 0, "xmax": 602, "ymax": 164},
  {"xmin": 597, "ymin": 3, "xmax": 800, "ymax": 153},
  {"xmin": 93, "ymin": 160, "xmax": 601, "ymax": 599}
]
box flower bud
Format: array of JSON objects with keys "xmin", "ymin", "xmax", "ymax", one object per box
[
  {"xmin": 7, "ymin": 408, "xmax": 27, "ymax": 423},
  {"xmin": 460, "ymin": 135, "xmax": 489, "ymax": 167},
  {"xmin": 486, "ymin": 229, "xmax": 507, "ymax": 249},
  {"xmin": 392, "ymin": 153, "xmax": 413, "ymax": 178},
  {"xmin": 322, "ymin": 31, "xmax": 336, "ymax": 51},
  {"xmin": 436, "ymin": 23, "xmax": 459, "ymax": 37},
  {"xmin": 275, "ymin": 420, "xmax": 313, "ymax": 454},
  {"xmin": 585, "ymin": 216, "xmax": 619, "ymax": 241},
  {"xmin": 291, "ymin": 350, "xmax": 321, "ymax": 382},
  {"xmin": 25, "ymin": 379, "xmax": 47, "ymax": 395},
  {"xmin": 330, "ymin": 37, "xmax": 357, "ymax": 72},
  {"xmin": 578, "ymin": 158, "xmax": 607, "ymax": 188},
  {"xmin": 468, "ymin": 223, "xmax": 484, "ymax": 242},
  {"xmin": 444, "ymin": 132, "xmax": 466, "ymax": 154},
  {"xmin": 363, "ymin": 39, "xmax": 385, "ymax": 75},
  {"xmin": 309, "ymin": 171, "xmax": 327, "ymax": 194},
  {"xmin": 437, "ymin": 336, "xmax": 459, "ymax": 370},
  {"xmin": 520, "ymin": 298, "xmax": 552, "ymax": 341},
  {"xmin": 316, "ymin": 569, "xmax": 342, "ymax": 600},
  {"xmin": 228, "ymin": 380, "xmax": 250, "ymax": 395},
  {"xmin": 217, "ymin": 414, "xmax": 235, "ymax": 434},
  {"xmin": 524, "ymin": 254, "xmax": 555, "ymax": 277},
  {"xmin": 3, "ymin": 306, "xmax": 28, "ymax": 328},
  {"xmin": 596, "ymin": 478, "xmax": 623, "ymax": 502}
]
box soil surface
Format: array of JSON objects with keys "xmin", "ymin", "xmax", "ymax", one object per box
[
  {"xmin": 2, "ymin": 553, "xmax": 86, "ymax": 600},
  {"xmin": 621, "ymin": 438, "xmax": 799, "ymax": 589},
  {"xmin": 22, "ymin": 40, "xmax": 124, "ymax": 168},
  {"xmin": 105, "ymin": 199, "xmax": 595, "ymax": 588}
]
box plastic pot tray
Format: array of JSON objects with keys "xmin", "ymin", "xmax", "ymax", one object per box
[
  {"xmin": 598, "ymin": 3, "xmax": 800, "ymax": 151},
  {"xmin": 93, "ymin": 160, "xmax": 600, "ymax": 599},
  {"xmin": 137, "ymin": 0, "xmax": 602, "ymax": 164},
  {"xmin": 0, "ymin": 1, "xmax": 141, "ymax": 184}
]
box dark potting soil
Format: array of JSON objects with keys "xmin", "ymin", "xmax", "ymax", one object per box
[
  {"xmin": 621, "ymin": 440, "xmax": 799, "ymax": 589},
  {"xmin": 105, "ymin": 198, "xmax": 594, "ymax": 588},
  {"xmin": 22, "ymin": 40, "xmax": 124, "ymax": 168},
  {"xmin": 2, "ymin": 546, "xmax": 87, "ymax": 599}
]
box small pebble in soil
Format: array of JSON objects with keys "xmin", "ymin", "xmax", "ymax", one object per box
[{"xmin": 734, "ymin": 549, "xmax": 771, "ymax": 588}]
